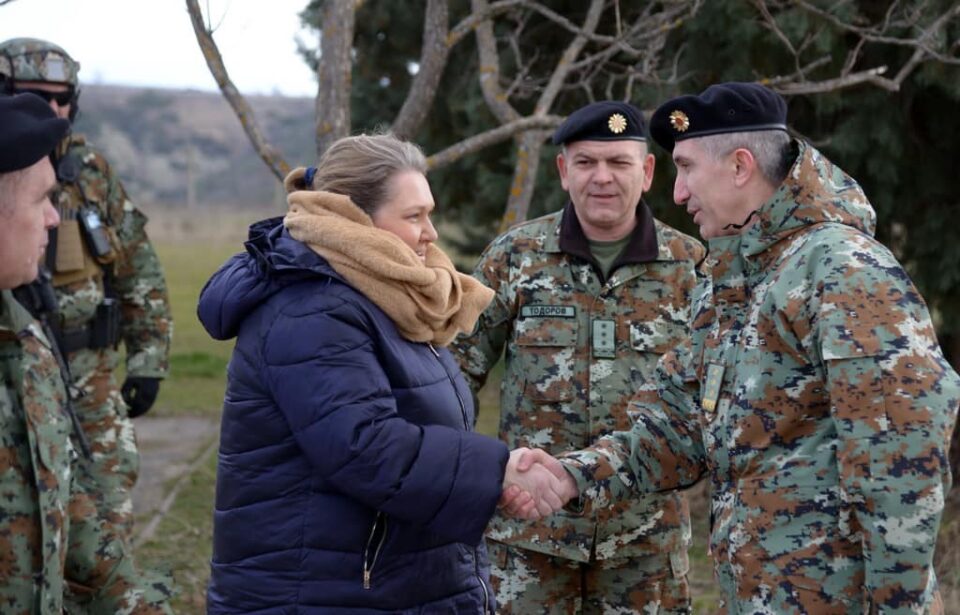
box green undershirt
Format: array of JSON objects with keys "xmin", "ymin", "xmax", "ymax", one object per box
[{"xmin": 588, "ymin": 235, "xmax": 631, "ymax": 279}]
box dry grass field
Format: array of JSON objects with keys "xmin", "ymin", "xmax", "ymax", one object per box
[{"xmin": 138, "ymin": 207, "xmax": 959, "ymax": 613}]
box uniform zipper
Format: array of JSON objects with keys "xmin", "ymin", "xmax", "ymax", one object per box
[{"xmin": 362, "ymin": 512, "xmax": 387, "ymax": 589}]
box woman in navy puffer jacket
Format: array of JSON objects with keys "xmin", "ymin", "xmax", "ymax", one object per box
[{"xmin": 197, "ymin": 134, "xmax": 548, "ymax": 614}]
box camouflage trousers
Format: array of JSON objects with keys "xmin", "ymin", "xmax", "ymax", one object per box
[
  {"xmin": 64, "ymin": 459, "xmax": 174, "ymax": 614},
  {"xmin": 68, "ymin": 355, "xmax": 140, "ymax": 542},
  {"xmin": 62, "ymin": 351, "xmax": 175, "ymax": 611},
  {"xmin": 488, "ymin": 540, "xmax": 691, "ymax": 614}
]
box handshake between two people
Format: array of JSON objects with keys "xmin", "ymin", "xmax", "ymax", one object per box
[{"xmin": 499, "ymin": 448, "xmax": 580, "ymax": 520}]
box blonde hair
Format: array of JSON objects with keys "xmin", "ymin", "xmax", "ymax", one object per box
[{"xmin": 300, "ymin": 132, "xmax": 427, "ymax": 216}]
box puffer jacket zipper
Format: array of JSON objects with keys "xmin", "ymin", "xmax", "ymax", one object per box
[
  {"xmin": 362, "ymin": 511, "xmax": 387, "ymax": 589},
  {"xmin": 475, "ymin": 552, "xmax": 492, "ymax": 614},
  {"xmin": 428, "ymin": 343, "xmax": 494, "ymax": 614},
  {"xmin": 428, "ymin": 344, "xmax": 471, "ymax": 430}
]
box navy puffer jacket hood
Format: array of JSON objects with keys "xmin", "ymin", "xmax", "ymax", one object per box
[{"xmin": 198, "ymin": 217, "xmax": 508, "ymax": 613}]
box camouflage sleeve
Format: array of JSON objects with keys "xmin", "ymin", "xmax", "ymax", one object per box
[
  {"xmin": 450, "ymin": 239, "xmax": 515, "ymax": 396},
  {"xmin": 817, "ymin": 241, "xmax": 960, "ymax": 612},
  {"xmin": 105, "ymin": 166, "xmax": 172, "ymax": 379},
  {"xmin": 559, "ymin": 341, "xmax": 708, "ymax": 511},
  {"xmin": 65, "ymin": 462, "xmax": 172, "ymax": 613}
]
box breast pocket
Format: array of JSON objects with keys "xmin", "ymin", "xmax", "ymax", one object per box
[
  {"xmin": 629, "ymin": 319, "xmax": 687, "ymax": 355},
  {"xmin": 515, "ymin": 317, "xmax": 578, "ymax": 403}
]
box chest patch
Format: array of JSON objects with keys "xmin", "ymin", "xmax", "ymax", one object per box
[{"xmin": 520, "ymin": 305, "xmax": 576, "ymax": 319}]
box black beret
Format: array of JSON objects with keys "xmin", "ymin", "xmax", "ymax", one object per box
[
  {"xmin": 0, "ymin": 92, "xmax": 70, "ymax": 173},
  {"xmin": 649, "ymin": 82, "xmax": 787, "ymax": 152},
  {"xmin": 552, "ymin": 101, "xmax": 647, "ymax": 146}
]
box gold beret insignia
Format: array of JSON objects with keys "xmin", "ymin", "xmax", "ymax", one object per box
[
  {"xmin": 608, "ymin": 113, "xmax": 627, "ymax": 134},
  {"xmin": 669, "ymin": 110, "xmax": 689, "ymax": 133}
]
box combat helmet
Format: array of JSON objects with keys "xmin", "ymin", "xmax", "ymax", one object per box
[{"xmin": 0, "ymin": 37, "xmax": 81, "ymax": 119}]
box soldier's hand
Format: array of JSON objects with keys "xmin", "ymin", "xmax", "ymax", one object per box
[{"xmin": 121, "ymin": 376, "xmax": 161, "ymax": 418}]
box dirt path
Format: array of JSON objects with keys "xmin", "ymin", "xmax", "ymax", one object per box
[{"xmin": 132, "ymin": 415, "xmax": 220, "ymax": 546}]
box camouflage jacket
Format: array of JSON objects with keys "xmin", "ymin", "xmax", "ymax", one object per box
[
  {"xmin": 452, "ymin": 203, "xmax": 705, "ymax": 564},
  {"xmin": 0, "ymin": 289, "xmax": 75, "ymax": 612},
  {"xmin": 0, "ymin": 290, "xmax": 172, "ymax": 614},
  {"xmin": 561, "ymin": 141, "xmax": 960, "ymax": 613},
  {"xmin": 50, "ymin": 133, "xmax": 171, "ymax": 381}
]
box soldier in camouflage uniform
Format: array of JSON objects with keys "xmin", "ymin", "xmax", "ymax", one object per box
[
  {"xmin": 523, "ymin": 83, "xmax": 960, "ymax": 613},
  {"xmin": 452, "ymin": 101, "xmax": 704, "ymax": 614},
  {"xmin": 0, "ymin": 93, "xmax": 171, "ymax": 614},
  {"xmin": 0, "ymin": 38, "xmax": 173, "ymax": 548}
]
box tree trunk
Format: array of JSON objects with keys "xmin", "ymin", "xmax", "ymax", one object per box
[
  {"xmin": 392, "ymin": 0, "xmax": 450, "ymax": 140},
  {"xmin": 498, "ymin": 130, "xmax": 550, "ymax": 233},
  {"xmin": 315, "ymin": 0, "xmax": 356, "ymax": 157},
  {"xmin": 185, "ymin": 0, "xmax": 290, "ymax": 181}
]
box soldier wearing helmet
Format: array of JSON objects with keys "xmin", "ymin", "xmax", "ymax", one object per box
[
  {"xmin": 0, "ymin": 37, "xmax": 80, "ymax": 119},
  {"xmin": 1, "ymin": 37, "xmax": 174, "ymax": 610}
]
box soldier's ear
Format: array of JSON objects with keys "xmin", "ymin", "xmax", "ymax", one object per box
[
  {"xmin": 642, "ymin": 153, "xmax": 655, "ymax": 192},
  {"xmin": 732, "ymin": 148, "xmax": 756, "ymax": 187},
  {"xmin": 556, "ymin": 152, "xmax": 570, "ymax": 191}
]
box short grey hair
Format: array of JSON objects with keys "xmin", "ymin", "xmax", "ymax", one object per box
[
  {"xmin": 697, "ymin": 130, "xmax": 792, "ymax": 185},
  {"xmin": 310, "ymin": 132, "xmax": 428, "ymax": 216}
]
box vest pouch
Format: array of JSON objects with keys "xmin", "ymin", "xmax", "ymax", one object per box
[
  {"xmin": 91, "ymin": 297, "xmax": 121, "ymax": 348},
  {"xmin": 55, "ymin": 219, "xmax": 87, "ymax": 273},
  {"xmin": 79, "ymin": 206, "xmax": 114, "ymax": 261}
]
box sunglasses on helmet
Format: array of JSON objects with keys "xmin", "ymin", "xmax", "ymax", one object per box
[{"xmin": 13, "ymin": 87, "xmax": 75, "ymax": 106}]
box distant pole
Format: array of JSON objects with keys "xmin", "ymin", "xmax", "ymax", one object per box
[{"xmin": 186, "ymin": 142, "xmax": 196, "ymax": 209}]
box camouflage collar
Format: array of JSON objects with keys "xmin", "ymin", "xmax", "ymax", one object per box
[
  {"xmin": 556, "ymin": 200, "xmax": 659, "ymax": 274},
  {"xmin": 739, "ymin": 140, "xmax": 876, "ymax": 259},
  {"xmin": 0, "ymin": 289, "xmax": 50, "ymax": 345}
]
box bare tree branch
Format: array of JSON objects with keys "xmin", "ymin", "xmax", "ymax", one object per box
[
  {"xmin": 449, "ymin": 0, "xmax": 528, "ymax": 47},
  {"xmin": 771, "ymin": 65, "xmax": 891, "ymax": 95},
  {"xmin": 535, "ymin": 0, "xmax": 604, "ymax": 114},
  {"xmin": 496, "ymin": 130, "xmax": 551, "ymax": 232},
  {"xmin": 751, "ymin": 0, "xmax": 805, "ymax": 77},
  {"xmin": 758, "ymin": 0, "xmax": 959, "ymax": 93},
  {"xmin": 426, "ymin": 115, "xmax": 562, "ymax": 169},
  {"xmin": 471, "ymin": 0, "xmax": 521, "ymax": 124},
  {"xmin": 0, "ymin": 0, "xmax": 20, "ymax": 6},
  {"xmin": 185, "ymin": 0, "xmax": 290, "ymax": 181},
  {"xmin": 392, "ymin": 0, "xmax": 450, "ymax": 140},
  {"xmin": 315, "ymin": 0, "xmax": 356, "ymax": 156},
  {"xmin": 795, "ymin": 0, "xmax": 960, "ymax": 62},
  {"xmin": 484, "ymin": 0, "xmax": 605, "ymax": 232}
]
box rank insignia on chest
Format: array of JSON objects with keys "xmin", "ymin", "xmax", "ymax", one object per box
[
  {"xmin": 702, "ymin": 363, "xmax": 724, "ymax": 412},
  {"xmin": 592, "ymin": 319, "xmax": 616, "ymax": 359}
]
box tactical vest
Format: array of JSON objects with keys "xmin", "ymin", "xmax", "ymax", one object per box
[{"xmin": 46, "ymin": 135, "xmax": 122, "ymax": 353}]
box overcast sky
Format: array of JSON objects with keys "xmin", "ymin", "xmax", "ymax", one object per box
[{"xmin": 0, "ymin": 0, "xmax": 318, "ymax": 97}]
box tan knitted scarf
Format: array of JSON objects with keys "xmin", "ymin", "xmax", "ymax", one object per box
[{"xmin": 283, "ymin": 188, "xmax": 493, "ymax": 346}]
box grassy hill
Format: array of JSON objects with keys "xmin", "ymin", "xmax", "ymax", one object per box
[{"xmin": 73, "ymin": 84, "xmax": 316, "ymax": 210}]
